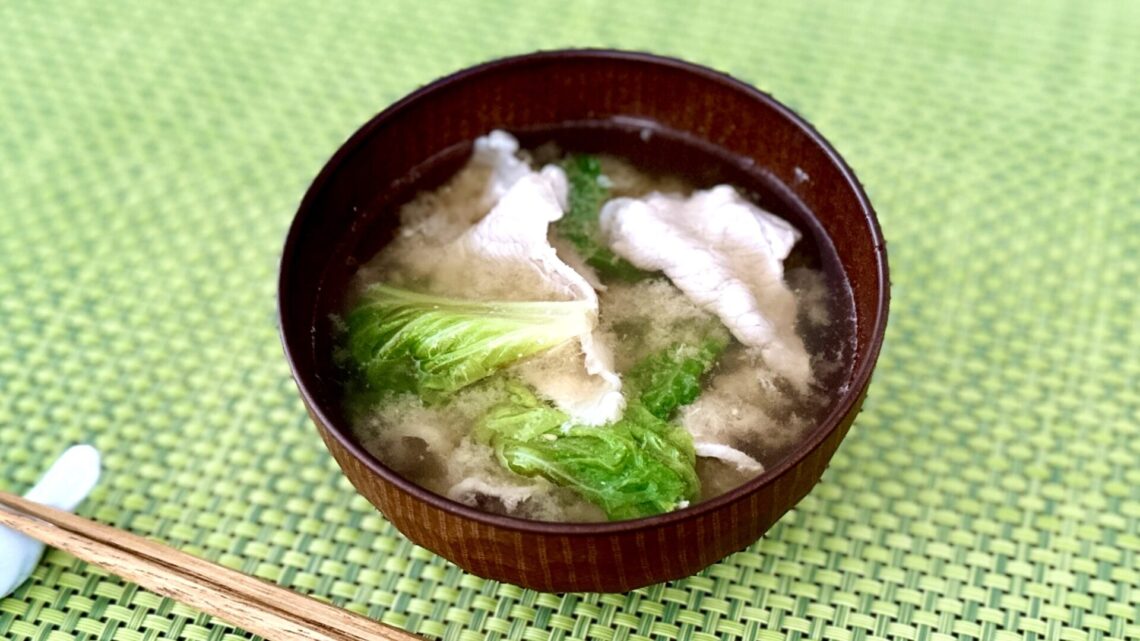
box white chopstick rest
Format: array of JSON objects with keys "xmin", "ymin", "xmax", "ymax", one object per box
[{"xmin": 0, "ymin": 445, "xmax": 102, "ymax": 599}]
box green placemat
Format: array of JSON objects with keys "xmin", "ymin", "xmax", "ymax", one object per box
[{"xmin": 2, "ymin": 1, "xmax": 1138, "ymax": 640}]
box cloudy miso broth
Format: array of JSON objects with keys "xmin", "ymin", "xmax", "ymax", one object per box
[{"xmin": 332, "ymin": 123, "xmax": 855, "ymax": 522}]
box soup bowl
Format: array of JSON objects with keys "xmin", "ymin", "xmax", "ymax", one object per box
[{"xmin": 278, "ymin": 49, "xmax": 889, "ymax": 592}]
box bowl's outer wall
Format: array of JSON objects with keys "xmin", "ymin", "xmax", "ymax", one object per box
[
  {"xmin": 313, "ymin": 390, "xmax": 866, "ymax": 592},
  {"xmin": 281, "ymin": 50, "xmax": 888, "ymax": 592}
]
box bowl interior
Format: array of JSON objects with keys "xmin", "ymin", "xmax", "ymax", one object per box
[{"xmin": 279, "ymin": 49, "xmax": 889, "ymax": 530}]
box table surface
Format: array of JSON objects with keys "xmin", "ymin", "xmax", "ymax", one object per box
[{"xmin": 2, "ymin": 1, "xmax": 1138, "ymax": 640}]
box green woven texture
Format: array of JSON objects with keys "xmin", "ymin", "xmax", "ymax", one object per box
[{"xmin": 2, "ymin": 0, "xmax": 1138, "ymax": 639}]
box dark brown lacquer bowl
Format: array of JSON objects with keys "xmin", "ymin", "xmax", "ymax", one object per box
[{"xmin": 279, "ymin": 50, "xmax": 889, "ymax": 593}]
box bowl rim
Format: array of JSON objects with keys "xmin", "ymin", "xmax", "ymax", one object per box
[{"xmin": 279, "ymin": 47, "xmax": 890, "ymax": 536}]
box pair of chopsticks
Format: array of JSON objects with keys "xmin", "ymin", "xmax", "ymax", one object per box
[{"xmin": 0, "ymin": 491, "xmax": 421, "ymax": 641}]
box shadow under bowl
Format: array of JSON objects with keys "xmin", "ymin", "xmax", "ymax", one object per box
[{"xmin": 279, "ymin": 49, "xmax": 889, "ymax": 593}]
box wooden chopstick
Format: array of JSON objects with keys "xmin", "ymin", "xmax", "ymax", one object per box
[{"xmin": 0, "ymin": 491, "xmax": 421, "ymax": 641}]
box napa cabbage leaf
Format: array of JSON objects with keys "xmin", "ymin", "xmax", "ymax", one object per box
[
  {"xmin": 474, "ymin": 331, "xmax": 728, "ymax": 520},
  {"xmin": 341, "ymin": 284, "xmax": 593, "ymax": 401},
  {"xmin": 555, "ymin": 155, "xmax": 651, "ymax": 281}
]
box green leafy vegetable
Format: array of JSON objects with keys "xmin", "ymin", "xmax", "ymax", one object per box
[
  {"xmin": 341, "ymin": 284, "xmax": 592, "ymax": 401},
  {"xmin": 626, "ymin": 331, "xmax": 731, "ymax": 420},
  {"xmin": 474, "ymin": 328, "xmax": 729, "ymax": 520},
  {"xmin": 475, "ymin": 382, "xmax": 700, "ymax": 520},
  {"xmin": 474, "ymin": 381, "xmax": 569, "ymax": 443},
  {"xmin": 556, "ymin": 155, "xmax": 650, "ymax": 281}
]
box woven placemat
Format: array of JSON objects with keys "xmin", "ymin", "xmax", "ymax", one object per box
[{"xmin": 2, "ymin": 1, "xmax": 1138, "ymax": 639}]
